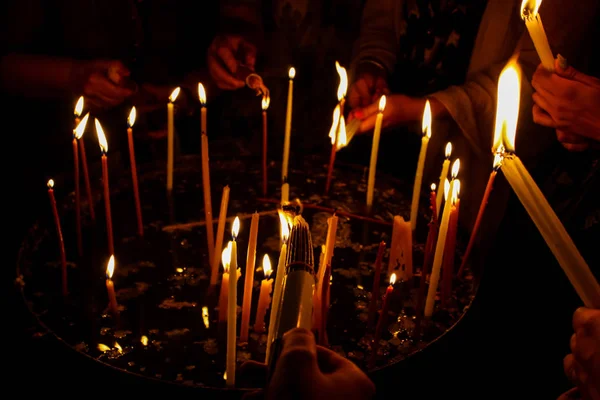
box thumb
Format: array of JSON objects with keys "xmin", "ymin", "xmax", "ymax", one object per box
[
  {"xmin": 278, "ymin": 328, "xmax": 319, "ymax": 380},
  {"xmin": 554, "ymin": 55, "xmax": 599, "ymax": 86}
]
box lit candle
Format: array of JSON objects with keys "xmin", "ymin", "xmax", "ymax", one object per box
[
  {"xmin": 262, "ymin": 95, "xmax": 270, "ymax": 197},
  {"xmin": 387, "ymin": 215, "xmax": 412, "ymax": 280},
  {"xmin": 167, "ymin": 87, "xmax": 180, "ymax": 192},
  {"xmin": 521, "ymin": 0, "xmax": 554, "ymax": 71},
  {"xmin": 458, "ymin": 155, "xmax": 501, "ymax": 277},
  {"xmin": 73, "ymin": 113, "xmax": 89, "ymax": 256},
  {"xmin": 410, "ymin": 100, "xmax": 433, "ymax": 231},
  {"xmin": 325, "ymin": 61, "xmax": 348, "ymax": 194},
  {"xmin": 202, "ymin": 306, "xmax": 210, "ymax": 329},
  {"xmin": 47, "ymin": 179, "xmax": 68, "ymax": 297},
  {"xmin": 493, "ymin": 61, "xmax": 600, "ymax": 308},
  {"xmin": 199, "ymin": 83, "xmax": 215, "ymax": 268},
  {"xmin": 442, "ymin": 186, "xmax": 461, "ymax": 304},
  {"xmin": 265, "ymin": 211, "xmax": 290, "ymax": 362},
  {"xmin": 314, "ymin": 214, "xmax": 338, "ymax": 332},
  {"xmin": 76, "ymin": 113, "xmax": 95, "ymax": 223},
  {"xmin": 210, "ymin": 185, "xmax": 230, "ymax": 286},
  {"xmin": 370, "ymin": 273, "xmax": 396, "ymax": 367},
  {"xmin": 429, "ymin": 183, "xmax": 438, "ymax": 222},
  {"xmin": 218, "ymin": 243, "xmax": 232, "ymax": 323},
  {"xmin": 425, "ymin": 177, "xmax": 460, "ymax": 317},
  {"xmin": 127, "ymin": 107, "xmax": 144, "ymax": 237},
  {"xmin": 95, "ymin": 119, "xmax": 114, "ymax": 257},
  {"xmin": 74, "ymin": 96, "xmax": 84, "ymax": 124},
  {"xmin": 366, "ymin": 95, "xmax": 386, "ymax": 209},
  {"xmin": 281, "ymin": 181, "xmax": 289, "ymax": 205},
  {"xmin": 240, "ymin": 212, "xmax": 260, "ymax": 342},
  {"xmin": 436, "ymin": 143, "xmax": 452, "ymax": 214},
  {"xmin": 415, "ymin": 210, "xmax": 439, "ymax": 326},
  {"xmin": 253, "ymin": 254, "xmax": 273, "ymax": 334},
  {"xmin": 281, "ymin": 67, "xmax": 295, "ymax": 182},
  {"xmin": 105, "ymin": 255, "xmax": 119, "ymax": 318},
  {"xmin": 367, "ymin": 241, "xmax": 386, "ymax": 331},
  {"xmin": 227, "ymin": 217, "xmax": 241, "ymax": 388}
]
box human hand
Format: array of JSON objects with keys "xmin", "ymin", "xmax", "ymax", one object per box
[
  {"xmin": 348, "ymin": 63, "xmax": 390, "ymax": 111},
  {"xmin": 77, "ymin": 60, "xmax": 134, "ymax": 110},
  {"xmin": 349, "ymin": 94, "xmax": 427, "ymax": 134},
  {"xmin": 208, "ymin": 34, "xmax": 258, "ymax": 90},
  {"xmin": 266, "ymin": 328, "xmax": 374, "ymax": 400},
  {"xmin": 531, "ymin": 57, "xmax": 600, "ymax": 151},
  {"xmin": 563, "ymin": 307, "xmax": 600, "ymax": 400}
]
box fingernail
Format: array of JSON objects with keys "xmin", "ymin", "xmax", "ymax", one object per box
[{"xmin": 558, "ymin": 54, "xmax": 568, "ymax": 70}]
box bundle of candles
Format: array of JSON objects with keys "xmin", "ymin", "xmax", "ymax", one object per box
[{"xmin": 40, "ymin": 5, "xmax": 599, "ymax": 387}]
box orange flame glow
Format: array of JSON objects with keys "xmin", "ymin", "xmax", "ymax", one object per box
[
  {"xmin": 169, "ymin": 87, "xmax": 181, "ymax": 103},
  {"xmin": 128, "ymin": 107, "xmax": 136, "ymax": 127},
  {"xmin": 262, "ymin": 95, "xmax": 270, "ymax": 111},
  {"xmin": 232, "ymin": 216, "xmax": 240, "ymax": 239},
  {"xmin": 452, "ymin": 179, "xmax": 461, "ymax": 205},
  {"xmin": 431, "ymin": 183, "xmax": 436, "ymax": 191},
  {"xmin": 288, "ymin": 67, "xmax": 296, "ymax": 79},
  {"xmin": 279, "ymin": 211, "xmax": 290, "ymax": 243},
  {"xmin": 521, "ymin": 0, "xmax": 542, "ymax": 19},
  {"xmin": 106, "ymin": 255, "xmax": 115, "ymax": 279},
  {"xmin": 493, "ymin": 60, "xmax": 521, "ymax": 153},
  {"xmin": 379, "ymin": 95, "xmax": 387, "ymax": 113},
  {"xmin": 390, "ymin": 273, "xmax": 397, "ymax": 286},
  {"xmin": 422, "ymin": 100, "xmax": 432, "ymax": 138},
  {"xmin": 444, "ymin": 178, "xmax": 450, "ymax": 201},
  {"xmin": 335, "ymin": 61, "xmax": 348, "ymax": 101},
  {"xmin": 47, "ymin": 179, "xmax": 54, "ymax": 188},
  {"xmin": 74, "ymin": 112, "xmax": 89, "ymax": 139},
  {"xmin": 74, "ymin": 96, "xmax": 84, "ymax": 117},
  {"xmin": 262, "ymin": 254, "xmax": 272, "ymax": 279},
  {"xmin": 221, "ymin": 243, "xmax": 232, "ymax": 273},
  {"xmin": 141, "ymin": 336, "xmax": 148, "ymax": 346},
  {"xmin": 451, "ymin": 159, "xmax": 460, "ymax": 180},
  {"xmin": 445, "ymin": 142, "xmax": 452, "ymax": 159},
  {"xmin": 198, "ymin": 83, "xmax": 206, "ymax": 105},
  {"xmin": 95, "ymin": 119, "xmax": 108, "ymax": 153}
]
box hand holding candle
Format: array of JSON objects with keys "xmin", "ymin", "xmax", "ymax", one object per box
[
  {"xmin": 282, "ymin": 67, "xmax": 295, "ymax": 182},
  {"xmin": 199, "ymin": 83, "xmax": 215, "ymax": 267},
  {"xmin": 127, "ymin": 107, "xmax": 144, "ymax": 237},
  {"xmin": 521, "ymin": 0, "xmax": 554, "ymax": 71},
  {"xmin": 47, "ymin": 179, "xmax": 68, "ymax": 297},
  {"xmin": 95, "ymin": 119, "xmax": 114, "ymax": 257},
  {"xmin": 167, "ymin": 87, "xmax": 180, "ymax": 192},
  {"xmin": 254, "ymin": 254, "xmax": 273, "ymax": 334},
  {"xmin": 105, "ymin": 255, "xmax": 119, "ymax": 318},
  {"xmin": 410, "ymin": 100, "xmax": 432, "ymax": 231},
  {"xmin": 366, "ymin": 95, "xmax": 386, "ymax": 209}
]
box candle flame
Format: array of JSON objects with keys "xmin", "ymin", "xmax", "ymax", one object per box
[
  {"xmin": 378, "ymin": 95, "xmax": 387, "ymax": 113},
  {"xmin": 169, "ymin": 87, "xmax": 181, "ymax": 103},
  {"xmin": 422, "ymin": 100, "xmax": 432, "ymax": 138},
  {"xmin": 47, "ymin": 179, "xmax": 54, "ymax": 188},
  {"xmin": 493, "ymin": 60, "xmax": 521, "ymax": 153},
  {"xmin": 452, "ymin": 179, "xmax": 461, "ymax": 205},
  {"xmin": 141, "ymin": 335, "xmax": 148, "ymax": 346},
  {"xmin": 288, "ymin": 67, "xmax": 296, "ymax": 79},
  {"xmin": 431, "ymin": 183, "xmax": 436, "ymax": 191},
  {"xmin": 97, "ymin": 343, "xmax": 111, "ymax": 352},
  {"xmin": 232, "ymin": 216, "xmax": 240, "ymax": 239},
  {"xmin": 262, "ymin": 254, "xmax": 272, "ymax": 278},
  {"xmin": 223, "ymin": 372, "xmax": 227, "ymax": 380},
  {"xmin": 128, "ymin": 107, "xmax": 136, "ymax": 127},
  {"xmin": 202, "ymin": 306, "xmax": 210, "ymax": 328},
  {"xmin": 106, "ymin": 255, "xmax": 115, "ymax": 279},
  {"xmin": 329, "ymin": 105, "xmax": 340, "ymax": 145},
  {"xmin": 328, "ymin": 103, "xmax": 348, "ymax": 150},
  {"xmin": 74, "ymin": 112, "xmax": 89, "ymax": 139},
  {"xmin": 444, "ymin": 178, "xmax": 450, "ymax": 200},
  {"xmin": 445, "ymin": 142, "xmax": 452, "ymax": 159},
  {"xmin": 95, "ymin": 119, "xmax": 108, "ymax": 153},
  {"xmin": 390, "ymin": 273, "xmax": 397, "ymax": 286},
  {"xmin": 335, "ymin": 61, "xmax": 348, "ymax": 101},
  {"xmin": 222, "ymin": 242, "xmax": 232, "ymax": 273},
  {"xmin": 451, "ymin": 158, "xmax": 460, "ymax": 180},
  {"xmin": 198, "ymin": 83, "xmax": 206, "ymax": 105},
  {"xmin": 114, "ymin": 341, "xmax": 122, "ymax": 353},
  {"xmin": 521, "ymin": 0, "xmax": 542, "ymax": 19},
  {"xmin": 336, "ymin": 115, "xmax": 347, "ymax": 150},
  {"xmin": 278, "ymin": 211, "xmax": 290, "ymax": 242},
  {"xmin": 74, "ymin": 96, "xmax": 84, "ymax": 117},
  {"xmin": 493, "ymin": 153, "xmax": 503, "ymax": 169},
  {"xmin": 262, "ymin": 94, "xmax": 270, "ymax": 111}
]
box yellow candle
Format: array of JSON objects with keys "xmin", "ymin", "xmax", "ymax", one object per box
[
  {"xmin": 388, "ymin": 216, "xmax": 413, "ymax": 280},
  {"xmin": 282, "ymin": 67, "xmax": 295, "ymax": 181},
  {"xmin": 105, "ymin": 255, "xmax": 119, "ymax": 318},
  {"xmin": 227, "ymin": 217, "xmax": 241, "ymax": 388},
  {"xmin": 198, "ymin": 83, "xmax": 215, "ymax": 268},
  {"xmin": 218, "ymin": 243, "xmax": 232, "ymax": 323},
  {"xmin": 254, "ymin": 255, "xmax": 273, "ymax": 333},
  {"xmin": 315, "ymin": 215, "xmax": 338, "ymax": 323},
  {"xmin": 265, "ymin": 211, "xmax": 290, "ymax": 362},
  {"xmin": 281, "ymin": 182, "xmax": 289, "ymax": 204},
  {"xmin": 410, "ymin": 100, "xmax": 432, "ymax": 231},
  {"xmin": 425, "ymin": 179, "xmax": 459, "ymax": 317},
  {"xmin": 211, "ymin": 186, "xmax": 230, "ymax": 286},
  {"xmin": 167, "ymin": 87, "xmax": 180, "ymax": 192},
  {"xmin": 240, "ymin": 212, "xmax": 260, "ymax": 342},
  {"xmin": 366, "ymin": 95, "xmax": 386, "ymax": 209},
  {"xmin": 521, "ymin": 0, "xmax": 554, "ymax": 71},
  {"xmin": 436, "ymin": 142, "xmax": 452, "ymax": 213}
]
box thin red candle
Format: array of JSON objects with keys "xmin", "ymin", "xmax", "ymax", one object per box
[
  {"xmin": 429, "ymin": 183, "xmax": 438, "ymax": 223},
  {"xmin": 95, "ymin": 119, "xmax": 114, "ymax": 256},
  {"xmin": 442, "ymin": 199, "xmax": 460, "ymax": 304},
  {"xmin": 47, "ymin": 179, "xmax": 68, "ymax": 297},
  {"xmin": 458, "ymin": 167, "xmax": 498, "ymax": 277},
  {"xmin": 127, "ymin": 107, "xmax": 144, "ymax": 237},
  {"xmin": 319, "ymin": 263, "xmax": 332, "ymax": 345},
  {"xmin": 367, "ymin": 241, "xmax": 386, "ymax": 331},
  {"xmin": 369, "ymin": 273, "xmax": 396, "ymax": 367},
  {"xmin": 262, "ymin": 95, "xmax": 269, "ymax": 197},
  {"xmin": 73, "ymin": 113, "xmax": 89, "ymax": 255}
]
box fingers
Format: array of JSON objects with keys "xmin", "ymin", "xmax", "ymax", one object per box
[
  {"xmin": 573, "ymin": 308, "xmax": 600, "ymax": 333},
  {"xmin": 208, "ymin": 39, "xmax": 246, "ymax": 90},
  {"xmin": 532, "ymin": 104, "xmax": 556, "ymax": 128},
  {"xmin": 348, "ymin": 79, "xmax": 373, "ymax": 110},
  {"xmin": 107, "ymin": 60, "xmax": 131, "ymax": 85},
  {"xmin": 84, "ymin": 72, "xmax": 132, "ymax": 109},
  {"xmin": 556, "ymin": 130, "xmax": 589, "ymax": 152},
  {"xmin": 316, "ymin": 346, "xmax": 375, "ymax": 399},
  {"xmin": 531, "ymin": 92, "xmax": 555, "ymax": 119},
  {"xmin": 565, "ymin": 353, "xmax": 578, "ymax": 384}
]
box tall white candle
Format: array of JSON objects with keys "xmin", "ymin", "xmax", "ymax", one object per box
[
  {"xmin": 282, "ymin": 67, "xmax": 295, "ymax": 181},
  {"xmin": 227, "ymin": 217, "xmax": 241, "ymax": 388},
  {"xmin": 366, "ymin": 95, "xmax": 386, "ymax": 209},
  {"xmin": 410, "ymin": 100, "xmax": 433, "ymax": 231},
  {"xmin": 211, "ymin": 186, "xmax": 230, "ymax": 286},
  {"xmin": 521, "ymin": 0, "xmax": 554, "ymax": 71},
  {"xmin": 167, "ymin": 87, "xmax": 180, "ymax": 192},
  {"xmin": 436, "ymin": 142, "xmax": 452, "ymax": 214},
  {"xmin": 198, "ymin": 83, "xmax": 215, "ymax": 268}
]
